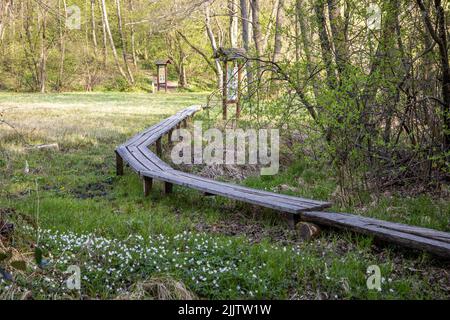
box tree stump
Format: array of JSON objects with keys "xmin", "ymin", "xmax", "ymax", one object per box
[{"xmin": 296, "ymin": 222, "xmax": 321, "ymax": 240}]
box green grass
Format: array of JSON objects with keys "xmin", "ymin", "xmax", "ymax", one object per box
[{"xmin": 0, "ymin": 92, "xmax": 449, "ymax": 299}]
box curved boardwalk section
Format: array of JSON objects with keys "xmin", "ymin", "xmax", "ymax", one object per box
[{"xmin": 115, "ymin": 105, "xmax": 450, "ymax": 259}]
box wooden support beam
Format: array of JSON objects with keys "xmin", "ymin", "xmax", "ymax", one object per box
[
  {"xmin": 236, "ymin": 63, "xmax": 243, "ymax": 120},
  {"xmin": 164, "ymin": 181, "xmax": 173, "ymax": 194},
  {"xmin": 156, "ymin": 138, "xmax": 162, "ymax": 157},
  {"xmin": 115, "ymin": 151, "xmax": 124, "ymax": 176},
  {"xmin": 168, "ymin": 129, "xmax": 173, "ymax": 146},
  {"xmin": 223, "ymin": 60, "xmax": 228, "ymax": 120},
  {"xmin": 287, "ymin": 213, "xmax": 301, "ymax": 229},
  {"xmin": 182, "ymin": 119, "xmax": 187, "ymax": 128},
  {"xmin": 143, "ymin": 176, "xmax": 153, "ymax": 197}
]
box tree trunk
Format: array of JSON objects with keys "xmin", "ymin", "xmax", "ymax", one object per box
[
  {"xmin": 205, "ymin": 2, "xmax": 223, "ymax": 90},
  {"xmin": 99, "ymin": 0, "xmax": 108, "ymax": 65},
  {"xmin": 314, "ymin": 0, "xmax": 336, "ymax": 88},
  {"xmin": 228, "ymin": 0, "xmax": 238, "ymax": 47},
  {"xmin": 115, "ymin": 0, "xmax": 134, "ymax": 84},
  {"xmin": 240, "ymin": 0, "xmax": 253, "ymax": 85},
  {"xmin": 250, "ymin": 0, "xmax": 262, "ymax": 78},
  {"xmin": 57, "ymin": 0, "xmax": 67, "ymax": 91},
  {"xmin": 272, "ymin": 0, "xmax": 284, "ymax": 63},
  {"xmin": 99, "ymin": 0, "xmax": 128, "ymax": 82},
  {"xmin": 327, "ymin": 0, "xmax": 347, "ymax": 80},
  {"xmin": 39, "ymin": 3, "xmax": 47, "ymax": 93},
  {"xmin": 90, "ymin": 0, "xmax": 98, "ymax": 55},
  {"xmin": 128, "ymin": 0, "xmax": 137, "ymax": 68},
  {"xmin": 296, "ymin": 0, "xmax": 319, "ymax": 102}
]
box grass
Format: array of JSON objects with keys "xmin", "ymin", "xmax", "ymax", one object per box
[{"xmin": 0, "ymin": 92, "xmax": 449, "ymax": 299}]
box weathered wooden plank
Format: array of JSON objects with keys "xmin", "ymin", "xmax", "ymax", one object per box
[
  {"xmin": 122, "ymin": 105, "xmax": 200, "ymax": 148},
  {"xmin": 141, "ymin": 170, "xmax": 320, "ymax": 213},
  {"xmin": 116, "ymin": 104, "xmax": 450, "ymax": 258},
  {"xmin": 174, "ymin": 171, "xmax": 330, "ymax": 208},
  {"xmin": 116, "ymin": 146, "xmax": 145, "ymax": 173},
  {"xmin": 126, "ymin": 146, "xmax": 161, "ymax": 172},
  {"xmin": 340, "ymin": 214, "xmax": 450, "ymax": 244},
  {"xmin": 301, "ymin": 211, "xmax": 450, "ymax": 258}
]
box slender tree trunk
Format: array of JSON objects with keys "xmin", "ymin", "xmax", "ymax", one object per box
[
  {"xmin": 128, "ymin": 0, "xmax": 137, "ymax": 68},
  {"xmin": 205, "ymin": 1, "xmax": 223, "ymax": 90},
  {"xmin": 0, "ymin": 1, "xmax": 11, "ymax": 43},
  {"xmin": 296, "ymin": 0, "xmax": 319, "ymax": 101},
  {"xmin": 115, "ymin": 0, "xmax": 134, "ymax": 84},
  {"xmin": 250, "ymin": 0, "xmax": 262, "ymax": 78},
  {"xmin": 99, "ymin": 0, "xmax": 108, "ymax": 65},
  {"xmin": 240, "ymin": 0, "xmax": 253, "ymax": 85},
  {"xmin": 272, "ymin": 0, "xmax": 284, "ymax": 63},
  {"xmin": 417, "ymin": 0, "xmax": 450, "ymax": 150},
  {"xmin": 314, "ymin": 0, "xmax": 336, "ymax": 88},
  {"xmin": 57, "ymin": 0, "xmax": 67, "ymax": 91},
  {"xmin": 228, "ymin": 0, "xmax": 238, "ymax": 47},
  {"xmin": 39, "ymin": 3, "xmax": 47, "ymax": 93},
  {"xmin": 99, "ymin": 0, "xmax": 128, "ymax": 81},
  {"xmin": 262, "ymin": 0, "xmax": 279, "ymax": 53},
  {"xmin": 90, "ymin": 0, "xmax": 98, "ymax": 56},
  {"xmin": 327, "ymin": 0, "xmax": 347, "ymax": 79}
]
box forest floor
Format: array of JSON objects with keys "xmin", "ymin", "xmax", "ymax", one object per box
[{"xmin": 0, "ymin": 92, "xmax": 449, "ymax": 299}]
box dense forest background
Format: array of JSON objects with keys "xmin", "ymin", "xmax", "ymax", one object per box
[{"xmin": 0, "ymin": 0, "xmax": 449, "ymax": 201}]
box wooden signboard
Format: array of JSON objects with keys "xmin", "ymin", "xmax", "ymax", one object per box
[{"xmin": 155, "ymin": 59, "xmax": 171, "ymax": 92}]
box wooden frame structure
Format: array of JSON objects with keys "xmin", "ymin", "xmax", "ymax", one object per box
[
  {"xmin": 214, "ymin": 48, "xmax": 246, "ymax": 120},
  {"xmin": 114, "ymin": 105, "xmax": 450, "ymax": 258},
  {"xmin": 155, "ymin": 59, "xmax": 171, "ymax": 92}
]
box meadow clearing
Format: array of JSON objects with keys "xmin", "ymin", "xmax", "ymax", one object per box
[{"xmin": 0, "ymin": 92, "xmax": 449, "ymax": 299}]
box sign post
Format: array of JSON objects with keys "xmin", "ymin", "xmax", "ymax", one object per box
[
  {"xmin": 213, "ymin": 48, "xmax": 246, "ymax": 121},
  {"xmin": 155, "ymin": 59, "xmax": 171, "ymax": 92}
]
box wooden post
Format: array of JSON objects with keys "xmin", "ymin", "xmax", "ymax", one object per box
[
  {"xmin": 164, "ymin": 65, "xmax": 168, "ymax": 92},
  {"xmin": 143, "ymin": 176, "xmax": 153, "ymax": 197},
  {"xmin": 156, "ymin": 66, "xmax": 160, "ymax": 91},
  {"xmin": 182, "ymin": 119, "xmax": 187, "ymax": 128},
  {"xmin": 156, "ymin": 138, "xmax": 162, "ymax": 157},
  {"xmin": 164, "ymin": 182, "xmax": 173, "ymax": 194},
  {"xmin": 236, "ymin": 62, "xmax": 243, "ymax": 120},
  {"xmin": 223, "ymin": 60, "xmax": 228, "ymax": 120},
  {"xmin": 115, "ymin": 151, "xmax": 124, "ymax": 176},
  {"xmin": 168, "ymin": 129, "xmax": 173, "ymax": 146},
  {"xmin": 287, "ymin": 213, "xmax": 300, "ymax": 229}
]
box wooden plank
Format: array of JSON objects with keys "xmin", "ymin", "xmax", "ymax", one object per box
[
  {"xmin": 174, "ymin": 171, "xmax": 330, "ymax": 208},
  {"xmin": 339, "ymin": 214, "xmax": 450, "ymax": 244},
  {"xmin": 301, "ymin": 211, "xmax": 450, "ymax": 259},
  {"xmin": 141, "ymin": 170, "xmax": 320, "ymax": 213},
  {"xmin": 135, "ymin": 148, "xmax": 173, "ymax": 171},
  {"xmin": 122, "ymin": 105, "xmax": 199, "ymax": 148}
]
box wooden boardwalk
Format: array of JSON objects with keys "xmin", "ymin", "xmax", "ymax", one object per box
[{"xmin": 115, "ymin": 105, "xmax": 450, "ymax": 259}]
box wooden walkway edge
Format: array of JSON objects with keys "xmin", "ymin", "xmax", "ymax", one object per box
[
  {"xmin": 302, "ymin": 211, "xmax": 450, "ymax": 258},
  {"xmin": 115, "ymin": 105, "xmax": 450, "ymax": 259}
]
